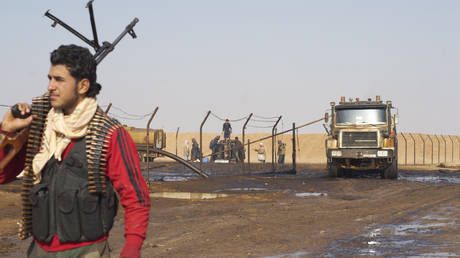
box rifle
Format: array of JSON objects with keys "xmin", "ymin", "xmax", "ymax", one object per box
[{"xmin": 44, "ymin": 0, "xmax": 139, "ymax": 64}]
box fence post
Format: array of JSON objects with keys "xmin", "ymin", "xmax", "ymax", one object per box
[
  {"xmin": 199, "ymin": 111, "xmax": 211, "ymax": 164},
  {"xmin": 427, "ymin": 135, "xmax": 434, "ymax": 164},
  {"xmin": 242, "ymin": 113, "xmax": 253, "ymax": 171},
  {"xmin": 292, "ymin": 123, "xmax": 296, "ymax": 173},
  {"xmin": 457, "ymin": 136, "xmax": 460, "ymax": 162},
  {"xmin": 271, "ymin": 116, "xmax": 282, "ymax": 172},
  {"xmin": 441, "ymin": 135, "xmax": 447, "ymax": 164},
  {"xmin": 435, "ymin": 135, "xmax": 441, "ymax": 164},
  {"xmin": 409, "ymin": 133, "xmax": 416, "ymax": 165},
  {"xmin": 146, "ymin": 107, "xmax": 159, "ymax": 187},
  {"xmin": 400, "ymin": 133, "xmax": 408, "ymax": 165},
  {"xmin": 175, "ymin": 127, "xmax": 180, "ymax": 156},
  {"xmin": 448, "ymin": 135, "xmax": 454, "ymax": 163},
  {"xmin": 104, "ymin": 102, "xmax": 112, "ymax": 114},
  {"xmin": 419, "ymin": 134, "xmax": 426, "ymax": 165},
  {"xmin": 247, "ymin": 139, "xmax": 251, "ymax": 172}
]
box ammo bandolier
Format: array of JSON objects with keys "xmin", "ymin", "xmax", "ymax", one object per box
[{"xmin": 19, "ymin": 94, "xmax": 122, "ymax": 241}]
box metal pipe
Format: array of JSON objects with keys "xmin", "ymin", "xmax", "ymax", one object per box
[
  {"xmin": 271, "ymin": 116, "xmax": 282, "ymax": 171},
  {"xmin": 175, "ymin": 127, "xmax": 180, "ymax": 156},
  {"xmin": 292, "ymin": 123, "xmax": 296, "ymax": 173},
  {"xmin": 434, "ymin": 135, "xmax": 440, "ymax": 164},
  {"xmin": 408, "ymin": 133, "xmax": 416, "ymax": 165},
  {"xmin": 448, "ymin": 135, "xmax": 454, "ymax": 163},
  {"xmin": 199, "ymin": 111, "xmax": 211, "ymax": 165},
  {"xmin": 146, "ymin": 107, "xmax": 159, "ymax": 187},
  {"xmin": 400, "ymin": 133, "xmax": 408, "ymax": 165},
  {"xmin": 427, "ymin": 135, "xmax": 434, "ymax": 164},
  {"xmin": 244, "ymin": 117, "xmax": 324, "ymax": 146},
  {"xmin": 151, "ymin": 148, "xmax": 207, "ymax": 178},
  {"xmin": 419, "ymin": 134, "xmax": 426, "ymax": 165}
]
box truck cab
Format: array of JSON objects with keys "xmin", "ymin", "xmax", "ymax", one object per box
[{"xmin": 325, "ymin": 96, "xmax": 398, "ymax": 179}]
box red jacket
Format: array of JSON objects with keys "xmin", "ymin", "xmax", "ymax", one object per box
[{"xmin": 0, "ymin": 127, "xmax": 150, "ymax": 254}]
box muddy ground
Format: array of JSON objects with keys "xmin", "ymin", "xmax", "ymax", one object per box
[{"xmin": 0, "ymin": 163, "xmax": 458, "ymax": 257}]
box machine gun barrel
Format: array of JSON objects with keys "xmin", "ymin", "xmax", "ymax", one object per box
[
  {"xmin": 44, "ymin": 10, "xmax": 98, "ymax": 50},
  {"xmin": 45, "ymin": 1, "xmax": 139, "ymax": 65},
  {"xmin": 86, "ymin": 0, "xmax": 100, "ymax": 49},
  {"xmin": 94, "ymin": 18, "xmax": 139, "ymax": 64}
]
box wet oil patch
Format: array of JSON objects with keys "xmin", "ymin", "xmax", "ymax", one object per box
[
  {"xmin": 399, "ymin": 172, "xmax": 460, "ymax": 184},
  {"xmin": 149, "ymin": 192, "xmax": 229, "ymax": 199},
  {"xmin": 263, "ymin": 250, "xmax": 311, "ymax": 258},
  {"xmin": 216, "ymin": 187, "xmax": 268, "ymax": 192},
  {"xmin": 323, "ymin": 206, "xmax": 459, "ymax": 257},
  {"xmin": 143, "ymin": 171, "xmax": 198, "ymax": 182},
  {"xmin": 295, "ymin": 192, "xmax": 328, "ymax": 197},
  {"xmin": 413, "ymin": 252, "xmax": 459, "ymax": 257}
]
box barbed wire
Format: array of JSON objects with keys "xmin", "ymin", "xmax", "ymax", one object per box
[
  {"xmin": 245, "ymin": 115, "xmax": 284, "ymax": 130},
  {"xmin": 108, "ymin": 113, "xmax": 150, "ymax": 121},
  {"xmin": 104, "ymin": 105, "xmax": 153, "ymax": 119},
  {"xmin": 252, "ymin": 114, "xmax": 280, "ymax": 120},
  {"xmin": 246, "ymin": 124, "xmax": 275, "ymax": 129},
  {"xmin": 210, "ymin": 111, "xmax": 248, "ymax": 122},
  {"xmin": 251, "ymin": 118, "xmax": 279, "ymax": 123}
]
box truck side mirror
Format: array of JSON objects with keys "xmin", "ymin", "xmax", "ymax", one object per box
[
  {"xmin": 324, "ymin": 112, "xmax": 329, "ymax": 123},
  {"xmin": 393, "ymin": 115, "xmax": 399, "ymax": 125},
  {"xmin": 323, "ymin": 124, "xmax": 330, "ymax": 135}
]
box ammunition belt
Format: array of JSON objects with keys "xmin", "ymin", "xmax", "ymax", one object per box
[
  {"xmin": 19, "ymin": 93, "xmax": 51, "ymax": 240},
  {"xmin": 19, "ymin": 98, "xmax": 120, "ymax": 240},
  {"xmin": 85, "ymin": 108, "xmax": 121, "ymax": 193}
]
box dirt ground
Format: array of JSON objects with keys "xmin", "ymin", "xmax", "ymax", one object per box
[{"xmin": 0, "ymin": 163, "xmax": 458, "ymax": 257}]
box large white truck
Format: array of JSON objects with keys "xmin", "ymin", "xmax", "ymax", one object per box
[{"xmin": 325, "ymin": 96, "xmax": 398, "ymax": 179}]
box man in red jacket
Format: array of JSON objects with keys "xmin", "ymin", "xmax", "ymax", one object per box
[{"xmin": 0, "ymin": 44, "xmax": 150, "ymax": 258}]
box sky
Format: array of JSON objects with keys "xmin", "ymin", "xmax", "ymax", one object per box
[{"xmin": 1, "ymin": 0, "xmax": 459, "ymax": 134}]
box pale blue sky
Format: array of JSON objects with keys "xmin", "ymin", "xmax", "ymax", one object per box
[{"xmin": 1, "ymin": 1, "xmax": 459, "ymax": 134}]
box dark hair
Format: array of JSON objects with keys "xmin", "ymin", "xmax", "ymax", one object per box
[{"xmin": 50, "ymin": 44, "xmax": 101, "ymax": 97}]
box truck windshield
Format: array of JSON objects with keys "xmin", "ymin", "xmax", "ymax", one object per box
[{"xmin": 335, "ymin": 108, "xmax": 386, "ymax": 125}]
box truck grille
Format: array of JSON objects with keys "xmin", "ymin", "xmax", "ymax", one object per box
[{"xmin": 341, "ymin": 131, "xmax": 378, "ymax": 148}]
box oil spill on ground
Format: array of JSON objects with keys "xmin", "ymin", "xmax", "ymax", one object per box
[{"xmin": 323, "ymin": 206, "xmax": 459, "ymax": 257}]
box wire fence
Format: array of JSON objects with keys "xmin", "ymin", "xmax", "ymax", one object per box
[{"xmin": 398, "ymin": 133, "xmax": 460, "ymax": 165}]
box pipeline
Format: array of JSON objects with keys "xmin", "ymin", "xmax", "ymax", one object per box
[{"xmin": 150, "ymin": 148, "xmax": 208, "ymax": 178}]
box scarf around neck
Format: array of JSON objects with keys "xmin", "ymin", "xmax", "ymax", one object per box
[{"xmin": 18, "ymin": 97, "xmax": 98, "ymax": 184}]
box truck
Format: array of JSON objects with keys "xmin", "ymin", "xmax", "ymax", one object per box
[
  {"xmin": 325, "ymin": 96, "xmax": 398, "ymax": 179},
  {"xmin": 124, "ymin": 126, "xmax": 166, "ymax": 162}
]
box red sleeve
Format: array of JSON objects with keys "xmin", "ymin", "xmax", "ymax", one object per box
[
  {"xmin": 0, "ymin": 141, "xmax": 26, "ymax": 184},
  {"xmin": 105, "ymin": 127, "xmax": 151, "ymax": 251}
]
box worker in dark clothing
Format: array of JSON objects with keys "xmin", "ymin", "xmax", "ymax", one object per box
[
  {"xmin": 209, "ymin": 135, "xmax": 220, "ymax": 162},
  {"xmin": 234, "ymin": 136, "xmax": 244, "ymax": 162},
  {"xmin": 222, "ymin": 119, "xmax": 232, "ymax": 140},
  {"xmin": 191, "ymin": 138, "xmax": 201, "ymax": 162},
  {"xmin": 277, "ymin": 140, "xmax": 286, "ymax": 165}
]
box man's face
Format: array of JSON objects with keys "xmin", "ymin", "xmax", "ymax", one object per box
[{"xmin": 47, "ymin": 64, "xmax": 82, "ymax": 115}]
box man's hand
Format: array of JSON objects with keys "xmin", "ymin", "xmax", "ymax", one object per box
[
  {"xmin": 120, "ymin": 245, "xmax": 141, "ymax": 258},
  {"xmin": 1, "ymin": 103, "xmax": 34, "ymax": 133},
  {"xmin": 120, "ymin": 235, "xmax": 143, "ymax": 258}
]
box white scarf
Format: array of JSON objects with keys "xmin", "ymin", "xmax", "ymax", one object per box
[{"xmin": 18, "ymin": 97, "xmax": 98, "ymax": 184}]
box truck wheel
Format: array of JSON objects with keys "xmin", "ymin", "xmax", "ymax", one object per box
[
  {"xmin": 381, "ymin": 159, "xmax": 398, "ymax": 179},
  {"xmin": 328, "ymin": 164, "xmax": 343, "ymax": 178}
]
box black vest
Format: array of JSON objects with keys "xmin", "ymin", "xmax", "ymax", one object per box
[{"xmin": 29, "ymin": 138, "xmax": 118, "ymax": 243}]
